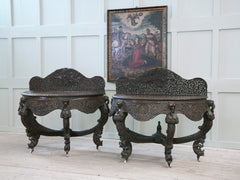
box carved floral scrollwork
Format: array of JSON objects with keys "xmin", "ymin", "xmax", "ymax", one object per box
[
  {"xmin": 112, "ymin": 101, "xmax": 132, "ymax": 162},
  {"xmin": 61, "ymin": 101, "xmax": 71, "ymax": 155},
  {"xmin": 165, "ymin": 103, "xmax": 179, "ymax": 167},
  {"xmin": 19, "ymin": 68, "xmax": 109, "ymax": 155},
  {"xmin": 192, "ymin": 100, "xmax": 215, "ymax": 160},
  {"xmin": 119, "ymin": 138, "xmax": 132, "ymax": 160},
  {"xmin": 193, "ymin": 137, "xmax": 205, "ymax": 161},
  {"xmin": 19, "ymin": 99, "xmax": 41, "ymax": 152},
  {"xmin": 26, "ymin": 129, "xmax": 40, "ymax": 153},
  {"xmin": 110, "ymin": 98, "xmax": 208, "ymax": 122},
  {"xmin": 29, "ymin": 68, "xmax": 105, "ymax": 94},
  {"xmin": 18, "ymin": 97, "xmax": 28, "ymax": 116},
  {"xmin": 116, "ymin": 68, "xmax": 207, "ymax": 96},
  {"xmin": 110, "ymin": 68, "xmax": 215, "ymax": 167},
  {"xmin": 93, "ymin": 96, "xmax": 109, "ymax": 149}
]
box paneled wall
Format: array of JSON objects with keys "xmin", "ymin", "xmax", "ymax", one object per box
[{"xmin": 0, "ymin": 0, "xmax": 240, "ymax": 149}]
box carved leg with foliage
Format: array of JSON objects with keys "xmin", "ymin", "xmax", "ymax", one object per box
[
  {"xmin": 61, "ymin": 101, "xmax": 71, "ymax": 155},
  {"xmin": 113, "ymin": 101, "xmax": 132, "ymax": 162},
  {"xmin": 193, "ymin": 100, "xmax": 215, "ymax": 161},
  {"xmin": 18, "ymin": 97, "xmax": 40, "ymax": 153},
  {"xmin": 93, "ymin": 96, "xmax": 109, "ymax": 150},
  {"xmin": 165, "ymin": 103, "xmax": 179, "ymax": 167}
]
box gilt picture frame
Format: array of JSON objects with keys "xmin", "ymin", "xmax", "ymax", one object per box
[{"xmin": 107, "ymin": 6, "xmax": 167, "ymax": 82}]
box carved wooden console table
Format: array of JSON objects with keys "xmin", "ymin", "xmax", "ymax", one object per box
[
  {"xmin": 110, "ymin": 68, "xmax": 215, "ymax": 167},
  {"xmin": 18, "ymin": 68, "xmax": 109, "ymax": 155}
]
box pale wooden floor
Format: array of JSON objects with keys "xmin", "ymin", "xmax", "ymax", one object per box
[{"xmin": 0, "ymin": 132, "xmax": 239, "ymax": 180}]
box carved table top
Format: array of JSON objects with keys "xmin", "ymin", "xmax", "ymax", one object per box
[
  {"xmin": 110, "ymin": 68, "xmax": 210, "ymax": 121},
  {"xmin": 21, "ymin": 68, "xmax": 107, "ymax": 116}
]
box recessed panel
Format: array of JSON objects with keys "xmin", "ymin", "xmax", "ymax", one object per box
[
  {"xmin": 42, "ymin": 37, "xmax": 68, "ymax": 76},
  {"xmin": 178, "ymin": 0, "xmax": 213, "ymax": 17},
  {"xmin": 12, "ymin": 0, "xmax": 38, "ymax": 26},
  {"xmin": 71, "ymin": 111, "xmax": 100, "ymax": 132},
  {"xmin": 0, "ymin": 0, "xmax": 11, "ymax": 26},
  {"xmin": 140, "ymin": 0, "xmax": 169, "ymax": 6},
  {"xmin": 41, "ymin": 0, "xmax": 67, "ymax": 25},
  {"xmin": 221, "ymin": 0, "xmax": 240, "ymax": 15},
  {"xmin": 72, "ymin": 0, "xmax": 100, "ymax": 24},
  {"xmin": 13, "ymin": 38, "xmax": 40, "ymax": 78},
  {"xmin": 41, "ymin": 110, "xmax": 63, "ymax": 130},
  {"xmin": 219, "ymin": 29, "xmax": 240, "ymax": 79},
  {"xmin": 176, "ymin": 115, "xmax": 203, "ymax": 138},
  {"xmin": 72, "ymin": 36, "xmax": 101, "ymax": 77},
  {"xmin": 178, "ymin": 31, "xmax": 212, "ymax": 79},
  {"xmin": 104, "ymin": 0, "xmax": 134, "ymax": 22},
  {"xmin": 105, "ymin": 0, "xmax": 134, "ymax": 10},
  {"xmin": 218, "ymin": 93, "xmax": 240, "ymax": 142},
  {"xmin": 0, "ymin": 39, "xmax": 8, "ymax": 78},
  {"xmin": 0, "ymin": 89, "xmax": 9, "ymax": 126},
  {"xmin": 13, "ymin": 89, "xmax": 28, "ymax": 128},
  {"xmin": 134, "ymin": 115, "xmax": 167, "ymax": 136}
]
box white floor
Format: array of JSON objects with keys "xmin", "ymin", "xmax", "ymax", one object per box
[{"xmin": 0, "ymin": 132, "xmax": 239, "ymax": 180}]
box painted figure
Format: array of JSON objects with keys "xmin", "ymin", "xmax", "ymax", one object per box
[
  {"xmin": 145, "ymin": 28, "xmax": 157, "ymax": 58},
  {"xmin": 129, "ymin": 37, "xmax": 146, "ymax": 68}
]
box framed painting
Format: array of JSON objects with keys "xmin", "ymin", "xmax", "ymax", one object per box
[{"xmin": 107, "ymin": 6, "xmax": 167, "ymax": 81}]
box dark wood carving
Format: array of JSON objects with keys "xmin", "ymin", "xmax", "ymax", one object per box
[
  {"xmin": 18, "ymin": 68, "xmax": 109, "ymax": 154},
  {"xmin": 29, "ymin": 68, "xmax": 105, "ymax": 95},
  {"xmin": 116, "ymin": 68, "xmax": 207, "ymax": 96},
  {"xmin": 110, "ymin": 68, "xmax": 215, "ymax": 167}
]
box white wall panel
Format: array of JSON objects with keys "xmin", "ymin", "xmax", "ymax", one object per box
[
  {"xmin": 105, "ymin": 0, "xmax": 134, "ymax": 10},
  {"xmin": 104, "ymin": 0, "xmax": 134, "ymax": 22},
  {"xmin": 178, "ymin": 0, "xmax": 213, "ymax": 17},
  {"xmin": 72, "ymin": 36, "xmax": 101, "ymax": 77},
  {"xmin": 42, "ymin": 37, "xmax": 68, "ymax": 76},
  {"xmin": 219, "ymin": 29, "xmax": 240, "ymax": 79},
  {"xmin": 178, "ymin": 31, "xmax": 212, "ymax": 79},
  {"xmin": 0, "ymin": 89, "xmax": 9, "ymax": 126},
  {"xmin": 218, "ymin": 93, "xmax": 240, "ymax": 142},
  {"xmin": 71, "ymin": 111, "xmax": 100, "ymax": 132},
  {"xmin": 41, "ymin": 110, "xmax": 63, "ymax": 130},
  {"xmin": 72, "ymin": 0, "xmax": 100, "ymax": 24},
  {"xmin": 13, "ymin": 38, "xmax": 40, "ymax": 78},
  {"xmin": 220, "ymin": 0, "xmax": 240, "ymax": 15},
  {"xmin": 12, "ymin": 0, "xmax": 38, "ymax": 26},
  {"xmin": 41, "ymin": 0, "xmax": 67, "ymax": 25},
  {"xmin": 0, "ymin": 39, "xmax": 8, "ymax": 78},
  {"xmin": 0, "ymin": 0, "xmax": 11, "ymax": 26},
  {"xmin": 134, "ymin": 115, "xmax": 167, "ymax": 136},
  {"xmin": 176, "ymin": 115, "xmax": 203, "ymax": 138}
]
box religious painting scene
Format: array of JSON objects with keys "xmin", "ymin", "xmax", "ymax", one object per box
[{"xmin": 108, "ymin": 8, "xmax": 167, "ymax": 81}]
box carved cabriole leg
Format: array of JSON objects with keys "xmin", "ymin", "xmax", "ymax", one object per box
[
  {"xmin": 18, "ymin": 97, "xmax": 40, "ymax": 153},
  {"xmin": 165, "ymin": 103, "xmax": 179, "ymax": 167},
  {"xmin": 193, "ymin": 100, "xmax": 215, "ymax": 161},
  {"xmin": 61, "ymin": 101, "xmax": 71, "ymax": 155},
  {"xmin": 112, "ymin": 101, "xmax": 132, "ymax": 162},
  {"xmin": 93, "ymin": 96, "xmax": 109, "ymax": 150}
]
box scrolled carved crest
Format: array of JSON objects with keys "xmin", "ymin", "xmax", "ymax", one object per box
[
  {"xmin": 29, "ymin": 68, "xmax": 105, "ymax": 95},
  {"xmin": 116, "ymin": 68, "xmax": 207, "ymax": 96}
]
